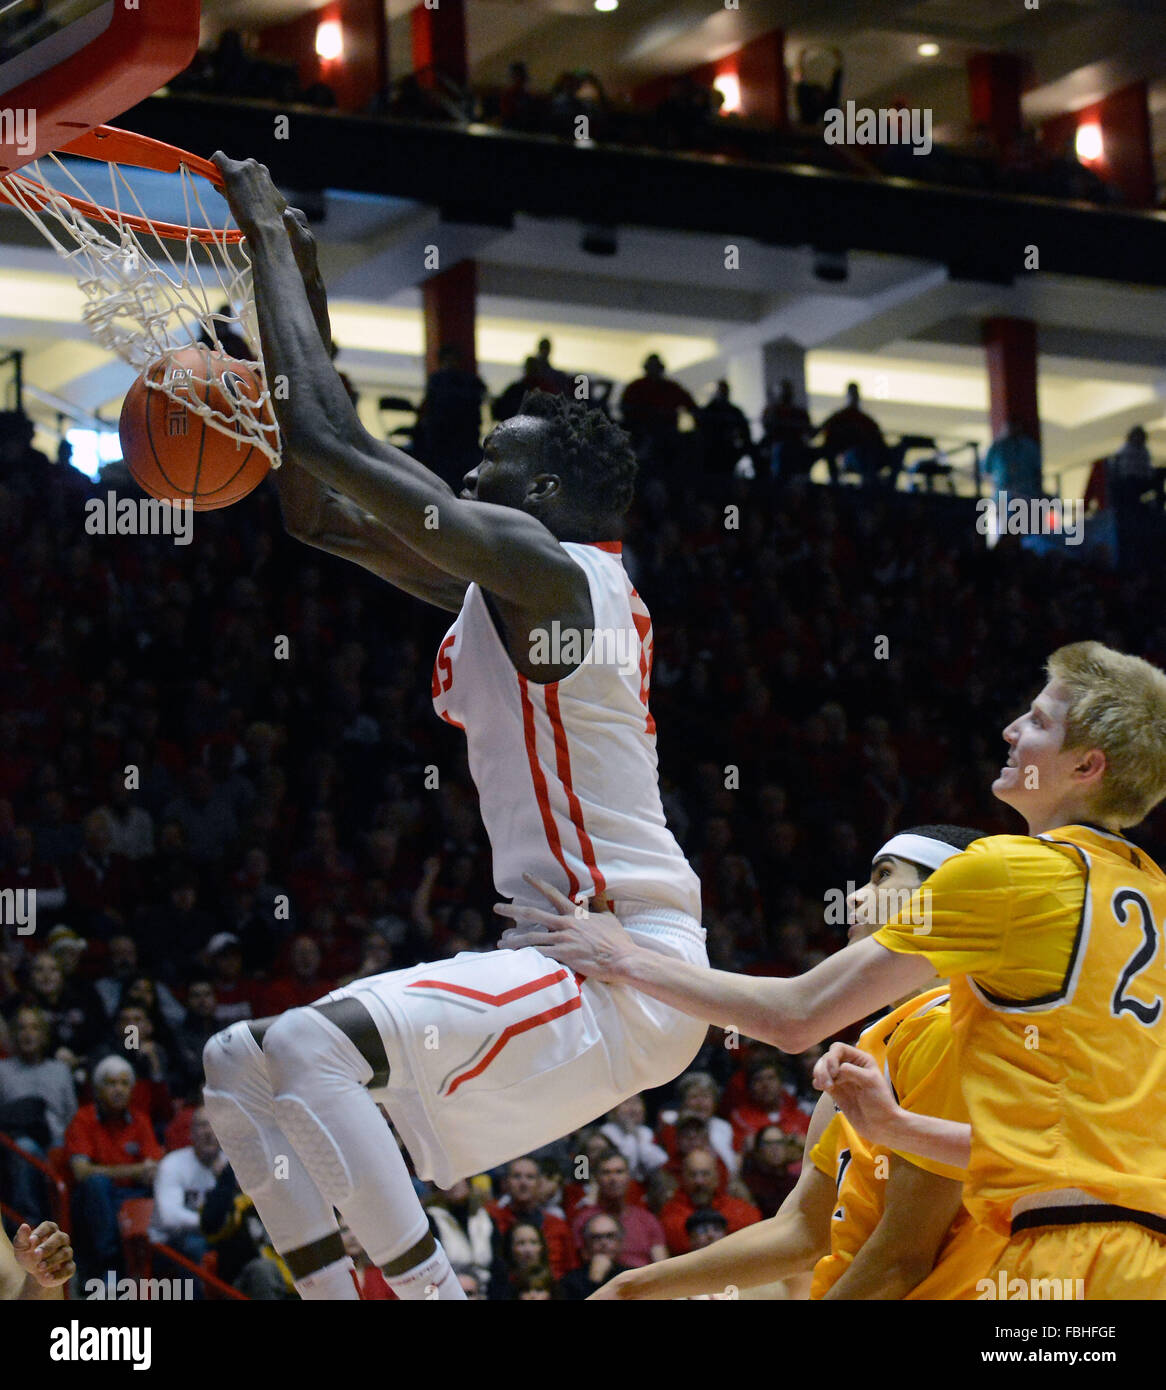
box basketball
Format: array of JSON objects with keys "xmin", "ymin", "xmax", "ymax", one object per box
[{"xmin": 119, "ymin": 345, "xmax": 273, "ymax": 511}]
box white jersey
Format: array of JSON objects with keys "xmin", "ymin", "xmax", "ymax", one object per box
[{"xmin": 431, "ymin": 540, "xmax": 701, "ymax": 919}]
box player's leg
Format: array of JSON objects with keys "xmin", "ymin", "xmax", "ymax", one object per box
[
  {"xmin": 260, "ymin": 998, "xmax": 464, "ymax": 1300},
  {"xmin": 202, "ymin": 1015, "xmax": 361, "ymax": 1301}
]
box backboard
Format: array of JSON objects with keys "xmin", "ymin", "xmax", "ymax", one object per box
[{"xmin": 0, "ymin": 0, "xmax": 201, "ymax": 176}]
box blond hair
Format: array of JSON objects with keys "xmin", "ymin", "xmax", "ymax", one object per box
[{"xmin": 1046, "ymin": 642, "xmax": 1166, "ymax": 826}]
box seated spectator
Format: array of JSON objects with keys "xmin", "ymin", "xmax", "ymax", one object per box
[
  {"xmin": 661, "ymin": 1113, "xmax": 731, "ymax": 1194},
  {"xmin": 571, "ymin": 1151, "xmax": 666, "ymax": 1268},
  {"xmin": 598, "ymin": 1093, "xmax": 669, "ymax": 1181},
  {"xmin": 335, "ymin": 931, "xmax": 393, "ymax": 988},
  {"xmin": 561, "ymin": 1127, "xmax": 619, "ymax": 1219},
  {"xmin": 535, "ymin": 1156, "xmax": 568, "ymax": 1219},
  {"xmin": 133, "ymin": 874, "xmax": 217, "ymax": 982},
  {"xmin": 0, "ymin": 1005, "xmax": 77, "ymax": 1220},
  {"xmin": 658, "ymin": 1149, "xmax": 761, "ymax": 1257},
  {"xmin": 148, "ymin": 1106, "xmax": 225, "ymax": 1264},
  {"xmin": 260, "ymin": 934, "xmax": 337, "ymax": 1015},
  {"xmin": 486, "ymin": 1155, "xmax": 576, "ymax": 1281},
  {"xmin": 94, "ymin": 934, "xmax": 143, "ymax": 1019},
  {"xmin": 512, "ymin": 1266, "xmax": 557, "ymax": 1300},
  {"xmin": 16, "ymin": 948, "xmax": 102, "ymax": 1068},
  {"xmin": 458, "ymin": 1270, "xmax": 485, "ymax": 1299},
  {"xmin": 729, "ymin": 1053, "xmax": 813, "ymax": 1152},
  {"xmin": 45, "ymin": 925, "xmax": 104, "ymax": 1030},
  {"xmin": 815, "ymin": 382, "xmax": 889, "ymax": 487},
  {"xmin": 424, "ymin": 1179, "xmax": 494, "ymax": 1287},
  {"xmin": 487, "ymin": 1220, "xmax": 551, "ymax": 1300},
  {"xmin": 203, "ymin": 934, "xmax": 262, "ymax": 1026},
  {"xmin": 560, "ymin": 1212, "xmax": 632, "ymax": 1299},
  {"xmin": 740, "ymin": 1123, "xmax": 803, "ymax": 1218},
  {"xmin": 4, "ymin": 826, "xmax": 67, "ymax": 918},
  {"xmin": 64, "ymin": 809, "xmax": 136, "ymax": 933},
  {"xmin": 685, "ymin": 1206, "xmax": 729, "ymax": 1250},
  {"xmin": 162, "ymin": 767, "xmax": 238, "ymax": 868},
  {"xmin": 64, "ymin": 1056, "xmax": 162, "ymax": 1280},
  {"xmin": 174, "ymin": 979, "xmax": 220, "ymax": 1088},
  {"xmin": 88, "ymin": 1000, "xmax": 175, "ymax": 1132},
  {"xmin": 93, "ymin": 770, "xmax": 155, "ymax": 862},
  {"xmin": 657, "ymin": 1071, "xmax": 738, "ymax": 1176},
  {"xmin": 200, "ymin": 1162, "xmax": 295, "ymax": 1299}
]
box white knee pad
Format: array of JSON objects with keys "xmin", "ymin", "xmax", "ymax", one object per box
[
  {"xmin": 203, "ymin": 1022, "xmax": 276, "ymax": 1195},
  {"xmin": 263, "ymin": 1009, "xmax": 362, "ymax": 1204}
]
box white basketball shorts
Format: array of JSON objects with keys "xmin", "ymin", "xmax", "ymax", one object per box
[{"xmin": 317, "ymin": 901, "xmax": 709, "ymax": 1188}]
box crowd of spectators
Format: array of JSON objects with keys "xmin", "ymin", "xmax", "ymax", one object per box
[
  {"xmin": 172, "ymin": 33, "xmax": 1127, "ymax": 208},
  {"xmin": 4, "ymin": 371, "xmax": 1166, "ymax": 1296}
]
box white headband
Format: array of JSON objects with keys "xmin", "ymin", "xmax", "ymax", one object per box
[{"xmin": 874, "ymin": 833, "xmax": 964, "ymax": 874}]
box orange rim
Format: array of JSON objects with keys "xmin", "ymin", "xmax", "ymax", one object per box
[{"xmin": 0, "ymin": 124, "xmax": 243, "ymax": 244}]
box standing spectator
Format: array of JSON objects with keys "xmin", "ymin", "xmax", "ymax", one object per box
[
  {"xmin": 560, "ymin": 1213, "xmax": 632, "ymax": 1299},
  {"xmin": 148, "ymin": 1107, "xmax": 226, "ymax": 1264},
  {"xmin": 698, "ymin": 380, "xmax": 752, "ymax": 476},
  {"xmin": 983, "ymin": 417, "xmax": 1043, "ymax": 502},
  {"xmin": 1108, "ymin": 425, "xmax": 1160, "ymax": 511},
  {"xmin": 761, "ymin": 379, "xmax": 814, "ymax": 483},
  {"xmin": 620, "ymin": 354, "xmax": 697, "ymax": 463},
  {"xmin": 65, "ymin": 1056, "xmax": 162, "ymax": 1280},
  {"xmin": 740, "ymin": 1123, "xmax": 803, "ymax": 1218},
  {"xmin": 533, "ymin": 338, "xmax": 571, "ymax": 395},
  {"xmin": 486, "ymin": 1155, "xmax": 576, "ymax": 1280},
  {"xmin": 499, "ymin": 60, "xmax": 537, "ymax": 130},
  {"xmin": 570, "ymin": 1152, "xmax": 667, "ymax": 1267},
  {"xmin": 598, "ymin": 1093, "xmax": 669, "ymax": 1181},
  {"xmin": 0, "ymin": 1005, "xmax": 77, "ymax": 1219},
  {"xmin": 414, "ymin": 345, "xmax": 488, "ymax": 490},
  {"xmin": 793, "ymin": 46, "xmax": 843, "ymax": 126},
  {"xmin": 492, "ymin": 358, "xmax": 546, "ymax": 422},
  {"xmin": 658, "ymin": 1149, "xmax": 761, "ymax": 1256},
  {"xmin": 728, "ymin": 1054, "xmax": 812, "ymax": 1152},
  {"xmin": 815, "ymin": 382, "xmax": 888, "ymax": 487}
]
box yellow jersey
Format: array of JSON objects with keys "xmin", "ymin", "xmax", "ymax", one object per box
[
  {"xmin": 874, "ymin": 824, "xmax": 1166, "ymax": 1233},
  {"xmin": 809, "ymin": 987, "xmax": 997, "ymax": 1298}
]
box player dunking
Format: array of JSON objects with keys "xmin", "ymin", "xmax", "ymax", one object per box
[{"xmin": 201, "ymin": 157, "xmax": 708, "ymax": 1301}]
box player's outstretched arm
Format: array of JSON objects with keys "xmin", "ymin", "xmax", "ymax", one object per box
[
  {"xmin": 814, "ymin": 1044, "xmax": 972, "ymax": 1169},
  {"xmin": 821, "ymin": 1155, "xmax": 964, "ymax": 1301},
  {"xmin": 0, "ymin": 1222, "xmax": 75, "ymax": 1300},
  {"xmin": 216, "ymin": 158, "xmax": 581, "ymax": 609},
  {"xmin": 593, "ymin": 1095, "xmax": 836, "ymax": 1300},
  {"xmin": 496, "ymin": 876, "xmax": 936, "ymax": 1052}
]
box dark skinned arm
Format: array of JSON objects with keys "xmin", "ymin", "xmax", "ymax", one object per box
[{"xmin": 214, "ymin": 158, "xmax": 584, "ymax": 613}]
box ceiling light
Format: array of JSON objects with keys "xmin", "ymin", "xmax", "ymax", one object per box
[
  {"xmin": 713, "ymin": 73, "xmax": 741, "ymax": 114},
  {"xmin": 595, "ymin": 0, "xmax": 619, "ymax": 12},
  {"xmin": 316, "ymin": 20, "xmax": 343, "ymax": 61},
  {"xmin": 1076, "ymin": 121, "xmax": 1103, "ymax": 162},
  {"xmin": 918, "ymin": 42, "xmax": 939, "ymax": 57}
]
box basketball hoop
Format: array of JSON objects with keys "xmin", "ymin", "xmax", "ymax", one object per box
[{"xmin": 0, "ymin": 125, "xmax": 281, "ymax": 468}]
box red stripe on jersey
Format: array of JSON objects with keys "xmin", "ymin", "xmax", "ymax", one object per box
[
  {"xmin": 406, "ymin": 966, "xmax": 571, "ymax": 1007},
  {"xmin": 587, "ymin": 541, "xmax": 622, "ymax": 553},
  {"xmin": 438, "ymin": 711, "xmax": 465, "ymax": 730},
  {"xmin": 517, "ymin": 674, "xmax": 580, "ymax": 898},
  {"xmin": 445, "ymin": 994, "xmax": 583, "ymax": 1095},
  {"xmin": 544, "ymin": 683, "xmax": 607, "ymax": 902}
]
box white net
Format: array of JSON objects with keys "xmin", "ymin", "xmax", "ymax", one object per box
[{"xmin": 0, "ymin": 147, "xmax": 282, "ymax": 467}]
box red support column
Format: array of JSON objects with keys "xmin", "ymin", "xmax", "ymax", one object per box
[
  {"xmin": 423, "ymin": 259, "xmax": 478, "ymax": 377},
  {"xmin": 255, "ymin": 0, "xmax": 388, "ymax": 112},
  {"xmin": 982, "ymin": 317, "xmax": 1039, "ymax": 442},
  {"xmin": 967, "ymin": 52, "xmax": 1027, "ymax": 153},
  {"xmin": 411, "ymin": 0, "xmax": 467, "ymax": 90}
]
